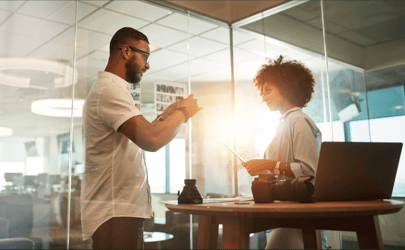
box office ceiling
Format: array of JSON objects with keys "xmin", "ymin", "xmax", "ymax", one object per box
[
  {"xmin": 280, "ymin": 0, "xmax": 405, "ymax": 47},
  {"xmin": 0, "ymin": 0, "xmax": 404, "ymax": 139}
]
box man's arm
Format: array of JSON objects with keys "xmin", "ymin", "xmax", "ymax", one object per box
[
  {"xmin": 118, "ymin": 110, "xmax": 186, "ymax": 152},
  {"xmin": 118, "ymin": 94, "xmax": 200, "ymax": 152},
  {"xmin": 151, "ymin": 97, "xmax": 183, "ymax": 124}
]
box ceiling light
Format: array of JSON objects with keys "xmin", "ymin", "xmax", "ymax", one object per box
[
  {"xmin": 0, "ymin": 58, "xmax": 77, "ymax": 88},
  {"xmin": 31, "ymin": 99, "xmax": 85, "ymax": 117},
  {"xmin": 0, "ymin": 127, "xmax": 13, "ymax": 137}
]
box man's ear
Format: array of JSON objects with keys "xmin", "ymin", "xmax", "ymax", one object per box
[{"xmin": 120, "ymin": 45, "xmax": 130, "ymax": 60}]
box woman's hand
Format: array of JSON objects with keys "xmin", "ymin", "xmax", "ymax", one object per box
[{"xmin": 242, "ymin": 159, "xmax": 275, "ymax": 176}]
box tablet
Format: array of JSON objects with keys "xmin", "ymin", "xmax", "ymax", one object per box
[{"xmin": 223, "ymin": 143, "xmax": 245, "ymax": 163}]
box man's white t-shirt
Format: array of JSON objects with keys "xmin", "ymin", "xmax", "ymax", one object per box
[{"xmin": 81, "ymin": 71, "xmax": 152, "ymax": 241}]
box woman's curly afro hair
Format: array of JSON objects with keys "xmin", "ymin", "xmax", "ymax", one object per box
[{"xmin": 253, "ymin": 55, "xmax": 315, "ymax": 108}]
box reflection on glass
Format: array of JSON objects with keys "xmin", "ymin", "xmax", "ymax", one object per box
[
  {"xmin": 0, "ymin": 0, "xmax": 403, "ymax": 249},
  {"xmin": 0, "ymin": 0, "xmax": 82, "ymax": 248}
]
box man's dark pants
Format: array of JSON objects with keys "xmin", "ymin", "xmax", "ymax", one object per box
[{"xmin": 92, "ymin": 217, "xmax": 145, "ymax": 249}]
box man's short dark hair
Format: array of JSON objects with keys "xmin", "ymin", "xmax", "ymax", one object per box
[
  {"xmin": 109, "ymin": 27, "xmax": 149, "ymax": 56},
  {"xmin": 253, "ymin": 55, "xmax": 315, "ymax": 108}
]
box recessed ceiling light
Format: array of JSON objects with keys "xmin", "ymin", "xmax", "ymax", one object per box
[
  {"xmin": 31, "ymin": 99, "xmax": 85, "ymax": 117},
  {"xmin": 0, "ymin": 58, "xmax": 77, "ymax": 89},
  {"xmin": 0, "ymin": 127, "xmax": 12, "ymax": 137}
]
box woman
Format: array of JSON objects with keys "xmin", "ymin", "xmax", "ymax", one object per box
[{"xmin": 243, "ymin": 55, "xmax": 323, "ymax": 249}]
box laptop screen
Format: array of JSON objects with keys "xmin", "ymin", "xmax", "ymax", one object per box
[{"xmin": 313, "ymin": 142, "xmax": 403, "ymax": 201}]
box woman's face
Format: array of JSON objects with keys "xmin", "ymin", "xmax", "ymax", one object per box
[{"xmin": 261, "ymin": 82, "xmax": 285, "ymax": 112}]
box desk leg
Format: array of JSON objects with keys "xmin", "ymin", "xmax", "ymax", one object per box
[
  {"xmin": 221, "ymin": 215, "xmax": 249, "ymax": 249},
  {"xmin": 356, "ymin": 215, "xmax": 384, "ymax": 249},
  {"xmin": 302, "ymin": 228, "xmax": 322, "ymax": 249},
  {"xmin": 198, "ymin": 215, "xmax": 218, "ymax": 249}
]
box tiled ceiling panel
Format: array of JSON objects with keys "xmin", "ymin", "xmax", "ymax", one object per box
[
  {"xmin": 236, "ymin": 39, "xmax": 286, "ymax": 56},
  {"xmin": 200, "ymin": 26, "xmax": 256, "ymax": 45},
  {"xmin": 282, "ymin": 6, "xmax": 319, "ymax": 22},
  {"xmin": 204, "ymin": 47, "xmax": 261, "ymax": 65},
  {"xmin": 77, "ymin": 28, "xmax": 112, "ymax": 54},
  {"xmin": 82, "ymin": 0, "xmax": 109, "ymax": 7},
  {"xmin": 156, "ymin": 13, "xmax": 218, "ymax": 35},
  {"xmin": 386, "ymin": 0, "xmax": 405, "ymax": 10},
  {"xmin": 16, "ymin": 1, "xmax": 70, "ymax": 19},
  {"xmin": 355, "ymin": 16, "xmax": 405, "ymax": 44},
  {"xmin": 190, "ymin": 65, "xmax": 252, "ymax": 83},
  {"xmin": 105, "ymin": 1, "xmax": 171, "ymax": 22},
  {"xmin": 235, "ymin": 57, "xmax": 266, "ymax": 72},
  {"xmin": 277, "ymin": 48, "xmax": 315, "ymax": 62},
  {"xmin": 0, "ymin": 9, "xmax": 12, "ymax": 23},
  {"xmin": 150, "ymin": 58, "xmax": 227, "ymax": 81},
  {"xmin": 77, "ymin": 51, "xmax": 109, "ymax": 71},
  {"xmin": 188, "ymin": 66, "xmax": 232, "ymax": 82},
  {"xmin": 0, "ymin": 13, "xmax": 43, "ymax": 35},
  {"xmin": 78, "ymin": 8, "xmax": 149, "ymax": 35},
  {"xmin": 149, "ymin": 63, "xmax": 189, "ymax": 82},
  {"xmin": 188, "ymin": 58, "xmax": 227, "ymax": 76},
  {"xmin": 148, "ymin": 49, "xmax": 195, "ymax": 73},
  {"xmin": 306, "ymin": 18, "xmax": 348, "ymax": 35},
  {"xmin": 139, "ymin": 23, "xmax": 188, "ymax": 48},
  {"xmin": 49, "ymin": 27, "xmax": 76, "ymax": 46},
  {"xmin": 7, "ymin": 36, "xmax": 45, "ymax": 57},
  {"xmin": 48, "ymin": 2, "xmax": 98, "ymax": 25},
  {"xmin": 0, "ymin": 32, "xmax": 21, "ymax": 57},
  {"xmin": 324, "ymin": 1, "xmax": 403, "ymax": 30},
  {"xmin": 167, "ymin": 36, "xmax": 228, "ymax": 57},
  {"xmin": 26, "ymin": 20, "xmax": 69, "ymax": 41},
  {"xmin": 321, "ymin": 1, "xmax": 363, "ymax": 16},
  {"xmin": 0, "ymin": 1, "xmax": 25, "ymax": 12},
  {"xmin": 202, "ymin": 48, "xmax": 230, "ymax": 65},
  {"xmin": 337, "ymin": 31, "xmax": 375, "ymax": 47},
  {"xmin": 29, "ymin": 42, "xmax": 69, "ymax": 60}
]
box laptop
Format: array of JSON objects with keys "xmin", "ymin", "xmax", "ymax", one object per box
[{"xmin": 313, "ymin": 142, "xmax": 403, "ymax": 201}]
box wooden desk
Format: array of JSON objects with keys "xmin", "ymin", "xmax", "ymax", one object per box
[{"xmin": 165, "ymin": 198, "xmax": 404, "ymax": 249}]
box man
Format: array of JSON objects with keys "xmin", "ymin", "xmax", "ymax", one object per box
[{"xmin": 81, "ymin": 27, "xmax": 200, "ymax": 249}]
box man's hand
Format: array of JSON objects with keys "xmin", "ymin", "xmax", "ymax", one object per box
[
  {"xmin": 179, "ymin": 94, "xmax": 201, "ymax": 118},
  {"xmin": 161, "ymin": 97, "xmax": 183, "ymax": 119},
  {"xmin": 242, "ymin": 159, "xmax": 275, "ymax": 176}
]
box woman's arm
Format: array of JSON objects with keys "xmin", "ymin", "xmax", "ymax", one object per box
[{"xmin": 242, "ymin": 159, "xmax": 294, "ymax": 177}]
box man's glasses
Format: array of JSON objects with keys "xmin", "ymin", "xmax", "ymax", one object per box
[{"xmin": 119, "ymin": 46, "xmax": 150, "ymax": 64}]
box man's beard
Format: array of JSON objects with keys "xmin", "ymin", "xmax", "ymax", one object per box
[{"xmin": 125, "ymin": 57, "xmax": 141, "ymax": 83}]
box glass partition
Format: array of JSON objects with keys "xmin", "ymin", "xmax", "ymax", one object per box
[
  {"xmin": 1, "ymin": 0, "xmax": 404, "ymax": 249},
  {"xmin": 235, "ymin": 0, "xmax": 331, "ymax": 196},
  {"xmin": 321, "ymin": 0, "xmax": 405, "ymax": 191},
  {"xmin": 0, "ymin": 0, "xmax": 79, "ymax": 248}
]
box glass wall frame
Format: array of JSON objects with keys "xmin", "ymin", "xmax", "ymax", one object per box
[{"xmin": 1, "ymin": 0, "xmax": 404, "ymax": 249}]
